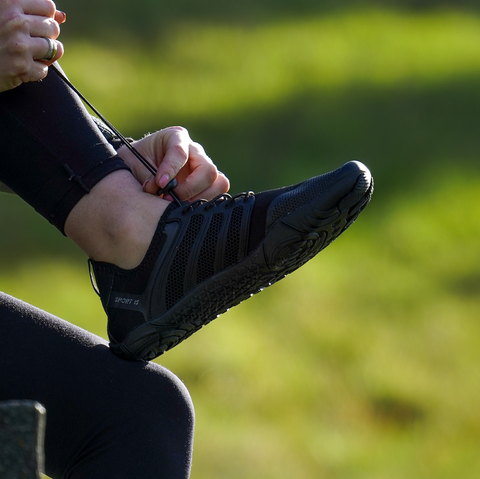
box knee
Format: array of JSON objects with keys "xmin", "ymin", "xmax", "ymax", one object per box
[
  {"xmin": 59, "ymin": 361, "xmax": 195, "ymax": 478},
  {"xmin": 144, "ymin": 362, "xmax": 195, "ymax": 426},
  {"xmin": 121, "ymin": 361, "xmax": 195, "ymax": 433}
]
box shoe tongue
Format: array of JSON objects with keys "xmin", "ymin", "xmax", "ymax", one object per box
[
  {"xmin": 150, "ymin": 200, "xmax": 181, "ymax": 239},
  {"xmin": 160, "ymin": 200, "xmax": 180, "ymax": 221}
]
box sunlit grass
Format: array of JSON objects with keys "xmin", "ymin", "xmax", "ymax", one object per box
[
  {"xmin": 178, "ymin": 172, "xmax": 480, "ymax": 479},
  {"xmin": 2, "ymin": 171, "xmax": 480, "ymax": 478},
  {"xmin": 3, "ymin": 6, "xmax": 480, "ymax": 479},
  {"xmin": 60, "ymin": 9, "xmax": 480, "ymax": 128},
  {"xmin": 0, "ymin": 260, "xmax": 107, "ymax": 339}
]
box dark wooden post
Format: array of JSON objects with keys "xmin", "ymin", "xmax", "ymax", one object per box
[{"xmin": 0, "ymin": 400, "xmax": 46, "ymax": 479}]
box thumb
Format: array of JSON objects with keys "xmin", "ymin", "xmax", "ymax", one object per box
[{"xmin": 142, "ymin": 176, "xmax": 158, "ymax": 194}]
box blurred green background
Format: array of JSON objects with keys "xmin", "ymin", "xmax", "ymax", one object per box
[{"xmin": 2, "ymin": 1, "xmax": 480, "ymax": 477}]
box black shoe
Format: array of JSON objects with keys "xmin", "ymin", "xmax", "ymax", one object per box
[{"xmin": 89, "ymin": 160, "xmax": 373, "ymax": 361}]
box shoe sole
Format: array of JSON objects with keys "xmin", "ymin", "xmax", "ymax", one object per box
[{"xmin": 110, "ymin": 161, "xmax": 373, "ymax": 360}]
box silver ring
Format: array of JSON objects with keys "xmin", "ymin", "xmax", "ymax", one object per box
[{"xmin": 40, "ymin": 37, "xmax": 57, "ymax": 61}]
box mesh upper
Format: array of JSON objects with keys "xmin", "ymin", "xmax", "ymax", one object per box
[
  {"xmin": 197, "ymin": 212, "xmax": 224, "ymax": 285},
  {"xmin": 224, "ymin": 206, "xmax": 243, "ymax": 269},
  {"xmin": 165, "ymin": 215, "xmax": 204, "ymax": 309}
]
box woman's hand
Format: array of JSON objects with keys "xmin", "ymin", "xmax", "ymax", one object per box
[
  {"xmin": 0, "ymin": 0, "xmax": 65, "ymax": 93},
  {"xmin": 117, "ymin": 126, "xmax": 230, "ymax": 202}
]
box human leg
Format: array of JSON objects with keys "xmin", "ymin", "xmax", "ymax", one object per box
[{"xmin": 0, "ymin": 292, "xmax": 194, "ymax": 479}]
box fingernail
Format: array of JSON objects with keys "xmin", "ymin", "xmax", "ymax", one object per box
[
  {"xmin": 142, "ymin": 179, "xmax": 150, "ymax": 191},
  {"xmin": 159, "ymin": 175, "xmax": 169, "ymax": 189},
  {"xmin": 58, "ymin": 11, "xmax": 67, "ymax": 22}
]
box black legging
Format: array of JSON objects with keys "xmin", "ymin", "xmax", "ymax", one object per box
[
  {"xmin": 0, "ymin": 64, "xmax": 129, "ymax": 233},
  {"xmin": 0, "ymin": 292, "xmax": 195, "ymax": 478},
  {"xmin": 0, "ymin": 69, "xmax": 195, "ymax": 477}
]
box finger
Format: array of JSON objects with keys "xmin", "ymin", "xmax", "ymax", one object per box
[
  {"xmin": 29, "ymin": 15, "xmax": 61, "ymax": 39},
  {"xmin": 32, "ymin": 36, "xmax": 63, "ymax": 63},
  {"xmin": 144, "ymin": 169, "xmax": 229, "ymax": 202},
  {"xmin": 16, "ymin": 60, "xmax": 48, "ymax": 84},
  {"xmin": 189, "ymin": 172, "xmax": 231, "ymax": 202},
  {"xmin": 21, "ymin": 0, "xmax": 57, "ymax": 18},
  {"xmin": 41, "ymin": 39, "xmax": 63, "ymax": 64},
  {"xmin": 142, "ymin": 176, "xmax": 160, "ymax": 195},
  {"xmin": 173, "ymin": 152, "xmax": 218, "ymax": 201},
  {"xmin": 154, "ymin": 127, "xmax": 190, "ymax": 189},
  {"xmin": 54, "ymin": 10, "xmax": 66, "ymax": 24}
]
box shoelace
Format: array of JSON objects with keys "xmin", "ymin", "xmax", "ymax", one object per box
[{"xmin": 182, "ymin": 191, "xmax": 254, "ymax": 215}]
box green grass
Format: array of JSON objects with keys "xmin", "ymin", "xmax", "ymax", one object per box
[
  {"xmin": 2, "ymin": 6, "xmax": 480, "ymax": 479},
  {"xmin": 59, "ymin": 9, "xmax": 480, "ymax": 129},
  {"xmin": 2, "ymin": 172, "xmax": 480, "ymax": 479}
]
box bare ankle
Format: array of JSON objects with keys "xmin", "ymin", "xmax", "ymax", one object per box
[{"xmin": 65, "ymin": 170, "xmax": 169, "ymax": 269}]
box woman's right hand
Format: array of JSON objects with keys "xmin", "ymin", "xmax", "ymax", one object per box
[{"xmin": 0, "ymin": 0, "xmax": 65, "ymax": 93}]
